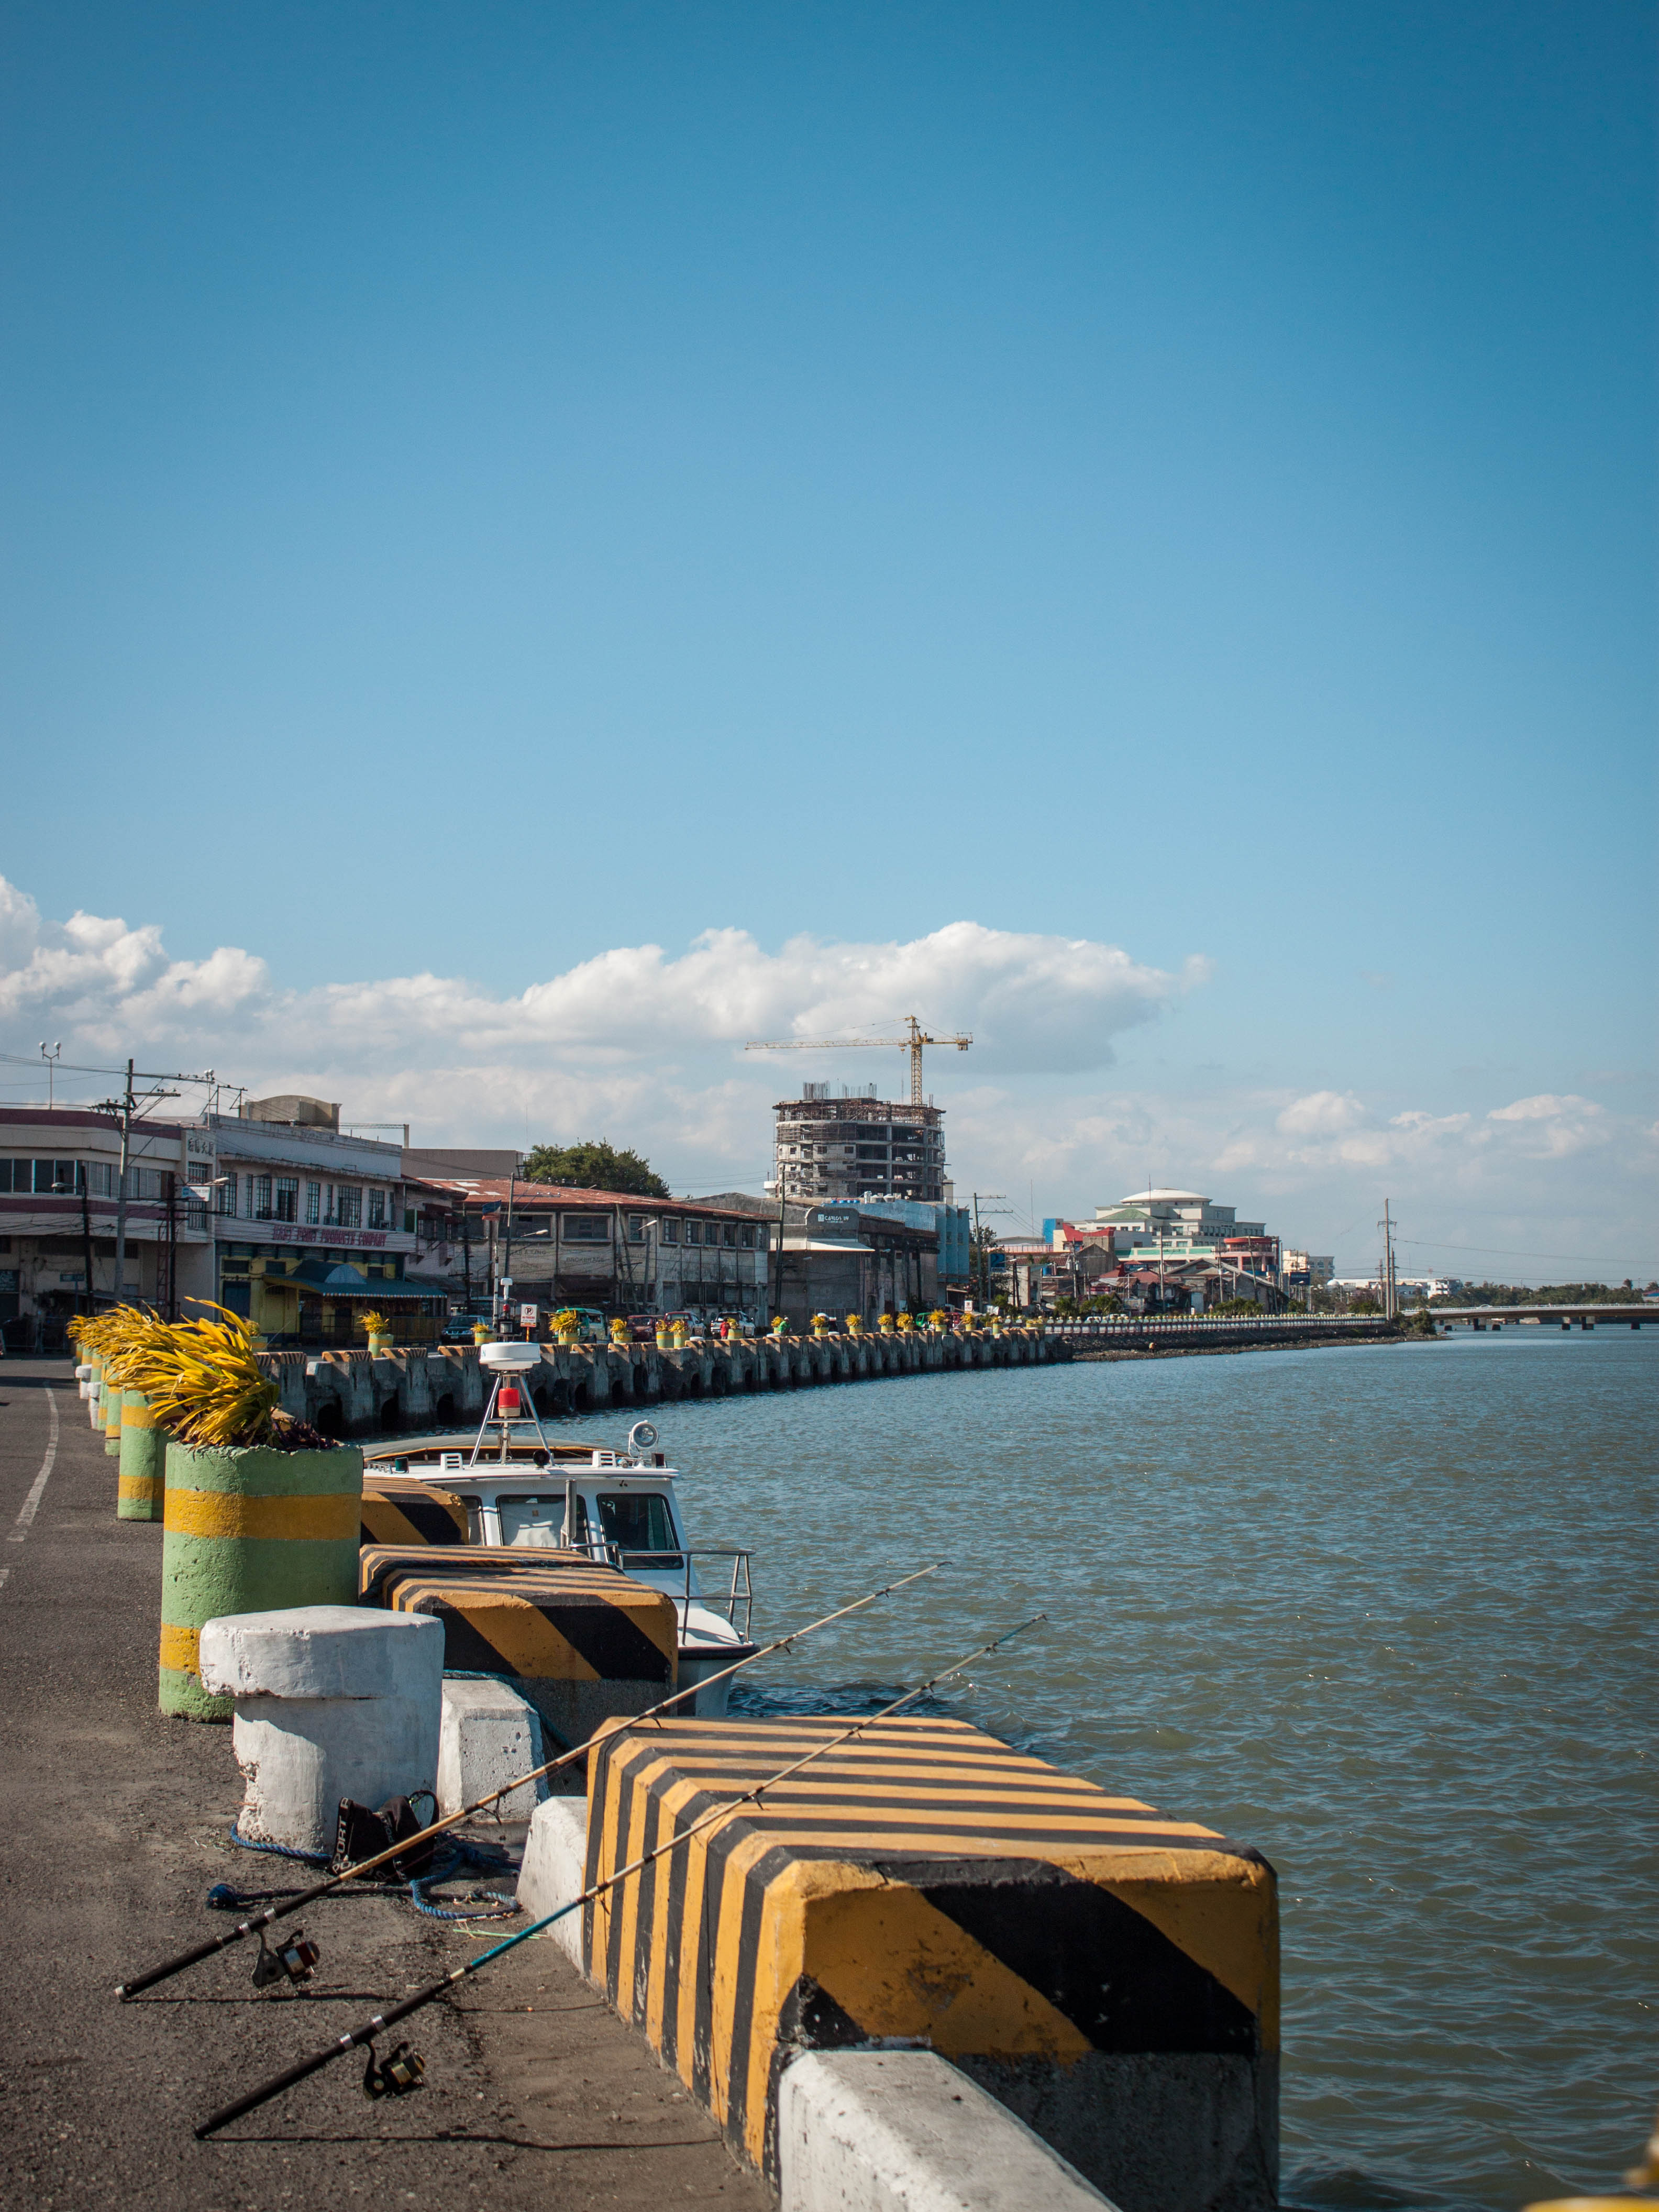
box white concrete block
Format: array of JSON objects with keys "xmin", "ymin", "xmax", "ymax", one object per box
[
  {"xmin": 199, "ymin": 1603, "xmax": 442, "ymax": 1701},
  {"xmin": 227, "ymin": 1693, "xmax": 441, "ymax": 1858},
  {"xmin": 778, "ymin": 2050, "xmax": 1116, "ymax": 2212},
  {"xmin": 515, "ymin": 1795, "xmax": 589, "ymax": 1968},
  {"xmin": 437, "ymin": 1677, "xmax": 547, "ymax": 1821},
  {"xmin": 200, "ymin": 1606, "xmax": 444, "ymax": 1859}
]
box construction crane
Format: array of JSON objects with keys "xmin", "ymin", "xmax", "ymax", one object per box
[{"xmin": 745, "ymin": 1014, "xmax": 972, "ymax": 1107}]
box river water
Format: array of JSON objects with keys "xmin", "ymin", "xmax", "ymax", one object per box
[{"xmin": 552, "ymin": 1329, "xmax": 1655, "ymax": 2212}]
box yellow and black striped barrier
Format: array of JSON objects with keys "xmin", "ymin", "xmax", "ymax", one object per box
[
  {"xmin": 359, "ymin": 1477, "xmax": 469, "ymax": 1549},
  {"xmin": 360, "ymin": 1549, "xmax": 679, "ymax": 1748},
  {"xmin": 582, "ymin": 1715, "xmax": 1278, "ymax": 2198}
]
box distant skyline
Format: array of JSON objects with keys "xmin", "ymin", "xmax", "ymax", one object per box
[{"xmin": 1, "ymin": 5, "xmax": 1652, "ymax": 1278}]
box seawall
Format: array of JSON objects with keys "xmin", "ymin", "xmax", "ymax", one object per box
[{"xmin": 258, "ymin": 1325, "xmax": 1066, "ymax": 1438}]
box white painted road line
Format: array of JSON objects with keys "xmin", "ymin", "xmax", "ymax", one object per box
[{"xmin": 8, "ymin": 1387, "xmax": 60, "ymax": 1544}]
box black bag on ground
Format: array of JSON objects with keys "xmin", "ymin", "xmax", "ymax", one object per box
[{"xmin": 332, "ymin": 1793, "xmax": 438, "ymax": 1881}]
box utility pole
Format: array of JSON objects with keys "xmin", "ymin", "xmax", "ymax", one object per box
[
  {"xmin": 970, "ymin": 1192, "xmax": 1008, "ymax": 1308},
  {"xmin": 114, "ymin": 1058, "xmax": 135, "ymax": 1307},
  {"xmin": 79, "ymin": 1175, "xmax": 97, "ymax": 1311},
  {"xmin": 1378, "ymin": 1200, "xmax": 1397, "ymax": 1320},
  {"xmin": 40, "ymin": 1041, "xmax": 60, "ymax": 1110}
]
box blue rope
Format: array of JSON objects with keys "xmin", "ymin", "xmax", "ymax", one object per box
[
  {"xmin": 229, "ymin": 1820, "xmax": 329, "ymax": 1865},
  {"xmin": 222, "ymin": 1817, "xmax": 518, "ymax": 1921}
]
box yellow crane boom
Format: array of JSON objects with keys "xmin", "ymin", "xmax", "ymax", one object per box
[{"xmin": 745, "ymin": 1014, "xmax": 972, "ymax": 1107}]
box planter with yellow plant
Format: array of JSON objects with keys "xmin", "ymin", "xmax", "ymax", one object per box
[
  {"xmin": 118, "ymin": 1305, "xmax": 363, "ymax": 1721},
  {"xmin": 551, "ymin": 1308, "xmax": 581, "ymax": 1346},
  {"xmin": 359, "ymin": 1309, "xmax": 391, "ymax": 1356}
]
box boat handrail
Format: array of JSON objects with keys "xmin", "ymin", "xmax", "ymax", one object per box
[{"xmin": 560, "ymin": 1538, "xmax": 753, "ymax": 1640}]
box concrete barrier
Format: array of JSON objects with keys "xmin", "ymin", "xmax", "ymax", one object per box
[
  {"xmin": 360, "ymin": 1476, "xmax": 469, "ymax": 1547},
  {"xmin": 778, "ymin": 2050, "xmax": 1115, "ymax": 2212},
  {"xmin": 437, "ymin": 1675, "xmax": 547, "ymax": 1820},
  {"xmin": 516, "ymin": 1793, "xmax": 590, "ymax": 1966},
  {"xmin": 360, "ymin": 1547, "xmax": 679, "ymax": 1750},
  {"xmin": 581, "ymin": 1715, "xmax": 1277, "ymax": 2211},
  {"xmin": 103, "ymin": 1378, "xmax": 124, "ymax": 1455},
  {"xmin": 159, "ymin": 1439, "xmax": 365, "ymax": 1720},
  {"xmin": 116, "ymin": 1389, "xmax": 165, "ymax": 1523},
  {"xmin": 260, "ymin": 1329, "xmax": 1066, "ymax": 1437},
  {"xmin": 198, "ymin": 1605, "xmax": 444, "ymax": 1857}
]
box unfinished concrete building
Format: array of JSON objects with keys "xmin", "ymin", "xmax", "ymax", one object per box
[{"xmin": 772, "ymin": 1083, "xmax": 948, "ymax": 1204}]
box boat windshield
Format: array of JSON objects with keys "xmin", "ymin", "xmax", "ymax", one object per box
[
  {"xmin": 497, "ymin": 1494, "xmax": 567, "ymax": 1547},
  {"xmin": 595, "ymin": 1490, "xmax": 682, "ymax": 1568}
]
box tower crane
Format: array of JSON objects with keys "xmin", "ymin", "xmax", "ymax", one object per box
[{"xmin": 745, "ymin": 1014, "xmax": 972, "ymax": 1107}]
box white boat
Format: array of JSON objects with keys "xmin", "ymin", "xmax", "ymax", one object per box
[{"xmin": 361, "ymin": 1397, "xmax": 756, "ymax": 1715}]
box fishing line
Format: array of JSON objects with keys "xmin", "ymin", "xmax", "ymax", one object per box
[
  {"xmin": 193, "ymin": 1608, "xmax": 1046, "ymax": 2139},
  {"xmin": 116, "ymin": 1562, "xmax": 943, "ymax": 2000}
]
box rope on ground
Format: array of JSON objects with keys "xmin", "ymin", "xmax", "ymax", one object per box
[{"xmin": 217, "ymin": 1819, "xmax": 520, "ymax": 1920}]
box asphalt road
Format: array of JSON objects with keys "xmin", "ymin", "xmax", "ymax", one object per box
[{"xmin": 0, "ymin": 1357, "xmax": 770, "ymax": 2210}]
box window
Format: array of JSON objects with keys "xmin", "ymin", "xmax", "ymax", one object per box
[
  {"xmin": 562, "ymin": 1214, "xmax": 609, "ymax": 1242},
  {"xmin": 684, "ymin": 1221, "xmax": 701, "ymax": 1245},
  {"xmin": 660, "ymin": 1218, "xmax": 679, "ymax": 1244},
  {"xmin": 253, "ymin": 1175, "xmax": 273, "ymax": 1220},
  {"xmin": 306, "ymin": 1181, "xmax": 320, "ymax": 1224},
  {"xmin": 723, "ymin": 1224, "xmax": 737, "ymax": 1247},
  {"xmin": 216, "ymin": 1175, "xmax": 237, "ymax": 1216},
  {"xmin": 595, "ymin": 1491, "xmax": 681, "ymax": 1567},
  {"xmin": 275, "ymin": 1177, "xmax": 298, "ymax": 1223},
  {"xmin": 368, "ymin": 1189, "xmax": 386, "ymax": 1229},
  {"xmin": 627, "ymin": 1214, "xmax": 646, "ymax": 1244},
  {"xmin": 337, "ymin": 1186, "xmax": 362, "ymax": 1229},
  {"xmin": 740, "ymin": 1226, "xmax": 756, "ymax": 1249}
]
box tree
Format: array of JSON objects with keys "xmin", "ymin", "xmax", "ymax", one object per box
[{"xmin": 521, "ymin": 1141, "xmax": 670, "ymax": 1199}]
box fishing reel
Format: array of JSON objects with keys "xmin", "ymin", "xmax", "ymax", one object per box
[
  {"xmin": 251, "ymin": 1929, "xmax": 319, "ymax": 1990},
  {"xmin": 362, "ymin": 2041, "xmax": 425, "ymax": 2101}
]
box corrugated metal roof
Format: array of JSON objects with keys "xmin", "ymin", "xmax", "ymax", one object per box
[{"xmin": 421, "ymin": 1178, "xmax": 760, "ymax": 1220}]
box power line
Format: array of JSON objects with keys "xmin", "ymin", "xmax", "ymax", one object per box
[{"xmin": 1397, "ymin": 1238, "xmax": 1652, "ymax": 1266}]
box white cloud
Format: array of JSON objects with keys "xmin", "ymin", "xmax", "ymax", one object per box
[
  {"xmin": 1, "ymin": 877, "xmax": 1648, "ymax": 1275},
  {"xmin": 0, "ymin": 875, "xmax": 1190, "ymax": 1136}
]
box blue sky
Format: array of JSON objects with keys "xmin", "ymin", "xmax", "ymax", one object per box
[{"xmin": 1, "ymin": 3, "xmax": 1653, "ymax": 1276}]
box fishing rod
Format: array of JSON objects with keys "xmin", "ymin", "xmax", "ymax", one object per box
[
  {"xmin": 116, "ymin": 1562, "xmax": 942, "ymax": 2001},
  {"xmin": 194, "ymin": 1608, "xmax": 1046, "ymax": 2138}
]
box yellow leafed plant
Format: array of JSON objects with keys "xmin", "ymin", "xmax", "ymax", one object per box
[
  {"xmin": 110, "ymin": 1303, "xmax": 324, "ymax": 1452},
  {"xmin": 358, "ymin": 1310, "xmax": 389, "ymax": 1335}
]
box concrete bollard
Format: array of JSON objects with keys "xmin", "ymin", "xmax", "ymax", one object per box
[
  {"xmin": 198, "ymin": 1606, "xmax": 443, "ymax": 1858},
  {"xmin": 360, "ymin": 1477, "xmax": 469, "ymax": 1547},
  {"xmin": 515, "ymin": 1794, "xmax": 589, "ymax": 1967},
  {"xmin": 87, "ymin": 1356, "xmax": 105, "ymax": 1429},
  {"xmin": 159, "ymin": 1439, "xmax": 364, "ymax": 1720},
  {"xmin": 437, "ymin": 1676, "xmax": 547, "ymax": 1820},
  {"xmin": 104, "ymin": 1379, "xmax": 124, "ymax": 1455},
  {"xmin": 778, "ymin": 2050, "xmax": 1115, "ymax": 2212},
  {"xmin": 583, "ymin": 1715, "xmax": 1277, "ymax": 2211},
  {"xmin": 359, "ymin": 1546, "xmax": 679, "ymax": 1750},
  {"xmin": 117, "ymin": 1389, "xmax": 166, "ymax": 1523}
]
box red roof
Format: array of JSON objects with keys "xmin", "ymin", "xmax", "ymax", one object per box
[{"xmin": 416, "ymin": 1177, "xmax": 756, "ymax": 1220}]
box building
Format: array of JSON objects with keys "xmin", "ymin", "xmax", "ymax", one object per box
[
  {"xmin": 204, "ymin": 1097, "xmax": 445, "ymax": 1345},
  {"xmin": 772, "ymin": 1083, "xmax": 949, "ymax": 1204},
  {"xmin": 1050, "ymin": 1190, "xmax": 1282, "ymax": 1286},
  {"xmin": 701, "ymin": 1193, "xmax": 941, "ymax": 1330},
  {"xmin": 825, "ymin": 1195, "xmax": 970, "ymax": 1285},
  {"xmin": 0, "ymin": 1104, "xmax": 214, "ymax": 1342},
  {"xmin": 411, "ymin": 1180, "xmax": 773, "ymax": 1329},
  {"xmin": 1282, "ymin": 1250, "xmax": 1335, "ymax": 1288}
]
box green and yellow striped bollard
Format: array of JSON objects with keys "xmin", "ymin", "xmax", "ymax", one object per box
[
  {"xmin": 86, "ymin": 1353, "xmax": 105, "ymax": 1430},
  {"xmin": 117, "ymin": 1390, "xmax": 166, "ymax": 1522},
  {"xmin": 158, "ymin": 1439, "xmax": 365, "ymax": 1719},
  {"xmin": 104, "ymin": 1377, "xmax": 125, "ymax": 1455}
]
